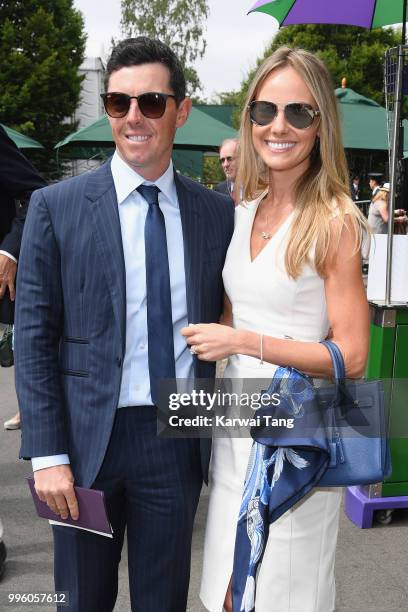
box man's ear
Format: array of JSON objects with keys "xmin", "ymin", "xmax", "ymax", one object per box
[{"xmin": 176, "ymin": 98, "xmax": 192, "ymax": 128}]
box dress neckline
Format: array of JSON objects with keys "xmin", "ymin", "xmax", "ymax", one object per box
[{"xmin": 248, "ymin": 192, "xmax": 294, "ymax": 264}]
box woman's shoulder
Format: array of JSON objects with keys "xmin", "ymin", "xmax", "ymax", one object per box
[
  {"xmin": 326, "ymin": 196, "xmax": 367, "ymax": 249},
  {"xmin": 329, "ymin": 195, "xmax": 360, "ymax": 220},
  {"xmin": 238, "ymin": 189, "xmax": 267, "ymax": 211},
  {"xmin": 235, "ymin": 189, "xmax": 267, "ymax": 220},
  {"xmin": 372, "ymin": 192, "xmax": 387, "ymax": 205}
]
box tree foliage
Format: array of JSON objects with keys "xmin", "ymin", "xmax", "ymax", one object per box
[
  {"xmin": 0, "ymin": 0, "xmax": 86, "ymax": 178},
  {"xmin": 120, "ymin": 0, "xmax": 209, "ymax": 96},
  {"xmin": 202, "ymin": 155, "xmax": 224, "ymax": 185},
  {"xmin": 269, "ymin": 25, "xmax": 401, "ymax": 104},
  {"xmin": 220, "ymin": 24, "xmax": 402, "ymax": 129}
]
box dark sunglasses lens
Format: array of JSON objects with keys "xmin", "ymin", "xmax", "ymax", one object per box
[
  {"xmin": 250, "ymin": 101, "xmax": 278, "ymax": 126},
  {"xmin": 285, "ymin": 104, "xmax": 314, "ymax": 129},
  {"xmin": 138, "ymin": 93, "xmax": 167, "ymax": 118},
  {"xmin": 105, "ymin": 93, "xmax": 130, "ymax": 117}
]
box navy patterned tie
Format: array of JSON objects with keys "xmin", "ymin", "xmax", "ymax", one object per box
[{"xmin": 137, "ymin": 184, "xmax": 176, "ymax": 405}]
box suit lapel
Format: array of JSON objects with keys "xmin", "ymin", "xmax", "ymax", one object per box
[
  {"xmin": 86, "ymin": 162, "xmax": 126, "ymax": 352},
  {"xmin": 84, "ymin": 166, "xmax": 204, "ymax": 352},
  {"xmin": 175, "ymin": 172, "xmax": 203, "ymax": 324}
]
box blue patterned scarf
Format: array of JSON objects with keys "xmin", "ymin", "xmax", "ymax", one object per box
[{"xmin": 232, "ymin": 367, "xmax": 331, "ymax": 612}]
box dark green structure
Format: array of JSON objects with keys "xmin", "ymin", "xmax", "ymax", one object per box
[
  {"xmin": 366, "ymin": 305, "xmax": 408, "ymax": 497},
  {"xmin": 196, "ymin": 105, "xmax": 236, "ymax": 128},
  {"xmin": 1, "ymin": 124, "xmax": 43, "ymax": 149},
  {"xmin": 55, "ymin": 107, "xmax": 237, "ymax": 180}
]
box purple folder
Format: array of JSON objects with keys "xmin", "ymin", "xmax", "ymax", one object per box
[{"xmin": 26, "ymin": 476, "xmax": 113, "ymax": 538}]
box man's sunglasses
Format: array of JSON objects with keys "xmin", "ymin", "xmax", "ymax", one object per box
[
  {"xmin": 100, "ymin": 92, "xmax": 177, "ymax": 119},
  {"xmin": 219, "ymin": 156, "xmax": 236, "ymax": 164},
  {"xmin": 248, "ymin": 100, "xmax": 320, "ymax": 130}
]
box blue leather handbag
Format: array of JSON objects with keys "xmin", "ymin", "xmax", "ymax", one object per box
[{"xmin": 318, "ymin": 340, "xmax": 391, "ymax": 486}]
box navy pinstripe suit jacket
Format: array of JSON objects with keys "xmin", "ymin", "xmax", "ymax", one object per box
[{"xmin": 14, "ymin": 160, "xmax": 234, "ymax": 487}]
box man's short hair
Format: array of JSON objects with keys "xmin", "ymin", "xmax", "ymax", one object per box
[
  {"xmin": 104, "ymin": 37, "xmax": 186, "ymax": 103},
  {"xmin": 219, "ymin": 138, "xmax": 239, "ymax": 151},
  {"xmin": 368, "ymin": 172, "xmax": 383, "ymax": 184}
]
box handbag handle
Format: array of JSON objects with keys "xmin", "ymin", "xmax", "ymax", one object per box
[
  {"xmin": 320, "ymin": 340, "xmax": 345, "ymax": 382},
  {"xmin": 320, "ymin": 340, "xmax": 355, "ymax": 418}
]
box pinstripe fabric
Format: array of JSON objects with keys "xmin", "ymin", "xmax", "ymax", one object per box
[
  {"xmin": 15, "ymin": 158, "xmax": 233, "ymax": 610},
  {"xmin": 14, "ymin": 160, "xmax": 234, "ymax": 488},
  {"xmin": 53, "ymin": 407, "xmax": 202, "ymax": 612},
  {"xmin": 176, "ymin": 173, "xmax": 233, "ymax": 482}
]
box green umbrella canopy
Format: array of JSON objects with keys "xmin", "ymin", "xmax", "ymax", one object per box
[
  {"xmin": 335, "ymin": 87, "xmax": 408, "ymax": 151},
  {"xmin": 56, "ymin": 90, "xmax": 406, "ymax": 153},
  {"xmin": 176, "ymin": 106, "xmax": 237, "ymax": 148},
  {"xmin": 196, "ymin": 104, "xmax": 236, "ymax": 127},
  {"xmin": 55, "ymin": 107, "xmax": 237, "ymax": 151},
  {"xmin": 1, "ymin": 124, "xmax": 44, "ymax": 149}
]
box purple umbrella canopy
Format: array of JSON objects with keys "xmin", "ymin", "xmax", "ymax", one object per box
[{"xmin": 249, "ymin": 0, "xmax": 408, "ymax": 31}]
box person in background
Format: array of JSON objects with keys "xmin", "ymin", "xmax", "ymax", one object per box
[
  {"xmin": 0, "ymin": 125, "xmax": 45, "ymax": 430},
  {"xmin": 368, "ymin": 172, "xmax": 383, "ymax": 199},
  {"xmin": 367, "ymin": 182, "xmax": 408, "ymax": 234},
  {"xmin": 350, "ymin": 174, "xmax": 360, "ymax": 201},
  {"xmin": 214, "ymin": 138, "xmax": 239, "ymax": 204},
  {"xmin": 14, "ymin": 36, "xmax": 233, "ymax": 612}
]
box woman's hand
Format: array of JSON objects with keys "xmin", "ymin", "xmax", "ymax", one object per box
[{"xmin": 181, "ymin": 323, "xmax": 241, "ymax": 362}]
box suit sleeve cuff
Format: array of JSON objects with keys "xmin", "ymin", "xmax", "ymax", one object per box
[
  {"xmin": 32, "ymin": 454, "xmax": 70, "ymax": 472},
  {"xmin": 0, "ymin": 250, "xmax": 17, "ymax": 263}
]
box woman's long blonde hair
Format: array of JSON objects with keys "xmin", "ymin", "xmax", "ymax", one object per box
[
  {"xmin": 237, "ymin": 46, "xmax": 367, "ymax": 278},
  {"xmin": 372, "ymin": 187, "xmax": 389, "ymax": 205}
]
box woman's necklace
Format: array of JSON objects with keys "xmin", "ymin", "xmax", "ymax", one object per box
[
  {"xmin": 258, "ymin": 199, "xmax": 293, "ymax": 240},
  {"xmin": 261, "ymin": 219, "xmax": 273, "ymax": 241}
]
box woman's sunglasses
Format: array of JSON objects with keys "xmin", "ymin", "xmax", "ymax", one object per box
[
  {"xmin": 248, "ymin": 100, "xmax": 320, "ymax": 130},
  {"xmin": 100, "ymin": 92, "xmax": 177, "ymax": 119}
]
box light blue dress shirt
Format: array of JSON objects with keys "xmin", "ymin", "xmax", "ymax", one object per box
[{"xmin": 32, "ymin": 152, "xmax": 192, "ymax": 471}]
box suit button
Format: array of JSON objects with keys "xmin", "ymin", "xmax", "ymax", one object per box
[{"xmin": 116, "ymin": 356, "xmax": 122, "ymax": 367}]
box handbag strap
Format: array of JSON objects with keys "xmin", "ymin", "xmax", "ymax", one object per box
[
  {"xmin": 320, "ymin": 340, "xmax": 358, "ymax": 421},
  {"xmin": 320, "ymin": 339, "xmax": 345, "ymax": 383},
  {"xmin": 320, "ymin": 340, "xmax": 343, "ymax": 432},
  {"xmin": 321, "ymin": 339, "xmax": 349, "ymax": 406}
]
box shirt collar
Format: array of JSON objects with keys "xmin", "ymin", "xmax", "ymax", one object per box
[{"xmin": 110, "ymin": 151, "xmax": 177, "ymax": 207}]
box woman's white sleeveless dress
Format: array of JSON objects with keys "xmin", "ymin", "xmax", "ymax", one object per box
[{"xmin": 200, "ymin": 194, "xmax": 342, "ymax": 612}]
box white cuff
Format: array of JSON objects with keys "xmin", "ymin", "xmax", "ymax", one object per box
[
  {"xmin": 0, "ymin": 250, "xmax": 17, "ymax": 263},
  {"xmin": 31, "ymin": 454, "xmax": 70, "ymax": 472}
]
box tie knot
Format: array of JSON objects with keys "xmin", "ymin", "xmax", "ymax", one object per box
[{"xmin": 137, "ymin": 184, "xmax": 160, "ymax": 206}]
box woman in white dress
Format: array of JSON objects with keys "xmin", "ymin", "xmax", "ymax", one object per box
[{"xmin": 182, "ymin": 47, "xmax": 369, "ymax": 612}]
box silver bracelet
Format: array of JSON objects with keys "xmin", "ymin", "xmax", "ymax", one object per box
[{"xmin": 259, "ymin": 333, "xmax": 264, "ymax": 365}]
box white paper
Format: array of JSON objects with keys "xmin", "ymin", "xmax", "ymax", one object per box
[
  {"xmin": 367, "ymin": 234, "xmax": 408, "ymax": 302},
  {"xmin": 48, "ymin": 519, "xmax": 113, "ymax": 538}
]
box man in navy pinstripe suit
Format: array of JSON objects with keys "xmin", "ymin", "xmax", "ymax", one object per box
[{"xmin": 14, "ymin": 37, "xmax": 233, "ymax": 611}]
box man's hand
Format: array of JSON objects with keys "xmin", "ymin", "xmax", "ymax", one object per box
[
  {"xmin": 34, "ymin": 464, "xmax": 79, "ymax": 520},
  {"xmin": 0, "ymin": 254, "xmax": 17, "ymax": 300}
]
